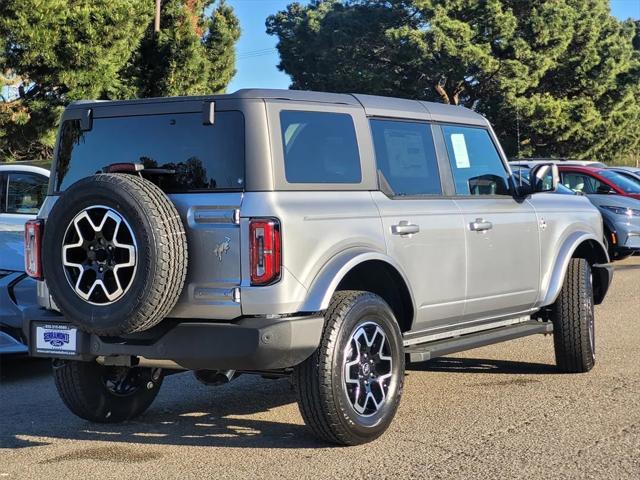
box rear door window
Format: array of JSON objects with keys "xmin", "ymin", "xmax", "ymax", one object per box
[
  {"xmin": 441, "ymin": 125, "xmax": 511, "ymax": 196},
  {"xmin": 370, "ymin": 119, "xmax": 441, "ymax": 196},
  {"xmin": 5, "ymin": 173, "xmax": 48, "ymax": 214},
  {"xmin": 280, "ymin": 111, "xmax": 361, "ymax": 184},
  {"xmin": 56, "ymin": 111, "xmax": 244, "ymax": 193}
]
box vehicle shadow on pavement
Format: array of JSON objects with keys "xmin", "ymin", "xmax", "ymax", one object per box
[
  {"xmin": 408, "ymin": 356, "xmax": 558, "ymax": 375},
  {"xmin": 0, "ymin": 357, "xmax": 51, "ymax": 383},
  {"xmin": 0, "ymin": 370, "xmax": 332, "ymax": 450}
]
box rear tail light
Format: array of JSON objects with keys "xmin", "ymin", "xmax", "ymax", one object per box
[
  {"xmin": 25, "ymin": 219, "xmax": 44, "ymax": 279},
  {"xmin": 249, "ymin": 218, "xmax": 281, "ymax": 285}
]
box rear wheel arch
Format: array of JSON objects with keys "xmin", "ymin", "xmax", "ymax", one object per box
[
  {"xmin": 301, "ymin": 252, "xmax": 415, "ymax": 333},
  {"xmin": 335, "ymin": 260, "xmax": 414, "ymax": 333}
]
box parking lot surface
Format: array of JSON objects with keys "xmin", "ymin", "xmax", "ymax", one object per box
[{"xmin": 1, "ymin": 257, "xmax": 639, "ymax": 479}]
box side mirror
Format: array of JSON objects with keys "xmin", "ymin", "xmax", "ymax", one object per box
[{"xmin": 529, "ymin": 163, "xmax": 559, "ymax": 193}]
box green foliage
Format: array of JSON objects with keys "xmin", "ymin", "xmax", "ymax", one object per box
[
  {"xmin": 0, "ymin": 1, "xmax": 239, "ymax": 162},
  {"xmin": 123, "ymin": 0, "xmax": 240, "ymax": 98},
  {"xmin": 0, "ymin": 0, "xmax": 151, "ymax": 161},
  {"xmin": 267, "ymin": 0, "xmax": 640, "ymax": 163}
]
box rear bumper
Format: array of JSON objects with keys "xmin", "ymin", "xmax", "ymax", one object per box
[{"xmin": 22, "ymin": 307, "xmax": 324, "ymax": 370}]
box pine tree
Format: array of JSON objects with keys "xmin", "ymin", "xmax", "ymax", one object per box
[
  {"xmin": 267, "ymin": 0, "xmax": 640, "ymax": 162},
  {"xmin": 0, "ymin": 1, "xmax": 240, "ymax": 162},
  {"xmin": 123, "ymin": 0, "xmax": 240, "ymax": 98}
]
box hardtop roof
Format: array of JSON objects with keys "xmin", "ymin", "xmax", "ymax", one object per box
[{"xmin": 67, "ymin": 88, "xmax": 487, "ymax": 125}]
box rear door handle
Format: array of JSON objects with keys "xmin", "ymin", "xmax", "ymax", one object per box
[
  {"xmin": 470, "ymin": 218, "xmax": 493, "ymax": 232},
  {"xmin": 391, "ymin": 221, "xmax": 420, "ymax": 236}
]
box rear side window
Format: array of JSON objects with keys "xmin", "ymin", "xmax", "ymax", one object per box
[
  {"xmin": 370, "ymin": 119, "xmax": 441, "ymax": 196},
  {"xmin": 280, "ymin": 111, "xmax": 361, "ymax": 184},
  {"xmin": 442, "ymin": 125, "xmax": 511, "ymax": 196},
  {"xmin": 5, "ymin": 173, "xmax": 48, "ymax": 214},
  {"xmin": 56, "ymin": 111, "xmax": 244, "ymax": 193}
]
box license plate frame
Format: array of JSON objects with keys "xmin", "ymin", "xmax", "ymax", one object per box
[{"xmin": 34, "ymin": 323, "xmax": 78, "ymax": 356}]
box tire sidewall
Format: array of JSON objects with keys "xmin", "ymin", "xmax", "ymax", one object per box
[
  {"xmin": 54, "ymin": 360, "xmax": 162, "ymax": 423},
  {"xmin": 583, "ymin": 262, "xmax": 595, "ymax": 360},
  {"xmin": 330, "ymin": 295, "xmax": 404, "ymax": 440},
  {"xmin": 43, "ymin": 176, "xmax": 159, "ymax": 333}
]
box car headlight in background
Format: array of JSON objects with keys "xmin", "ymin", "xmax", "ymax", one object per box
[{"xmin": 601, "ymin": 205, "xmax": 640, "ymax": 217}]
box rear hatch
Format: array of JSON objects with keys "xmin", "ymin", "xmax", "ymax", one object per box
[{"xmin": 52, "ymin": 105, "xmax": 245, "ymax": 319}]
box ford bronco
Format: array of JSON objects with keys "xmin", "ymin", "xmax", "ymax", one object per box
[{"xmin": 23, "ymin": 89, "xmax": 613, "ymax": 445}]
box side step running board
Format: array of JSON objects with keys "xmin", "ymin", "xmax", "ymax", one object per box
[{"xmin": 404, "ymin": 320, "xmax": 553, "ymax": 363}]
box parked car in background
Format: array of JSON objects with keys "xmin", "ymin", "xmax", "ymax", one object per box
[
  {"xmin": 607, "ymin": 166, "xmax": 640, "ymax": 185},
  {"xmin": 586, "ymin": 194, "xmax": 640, "ymax": 260},
  {"xmin": 513, "ymin": 165, "xmax": 640, "ymax": 260},
  {"xmin": 0, "ymin": 163, "xmax": 50, "ymax": 354},
  {"xmin": 510, "ymin": 159, "xmax": 607, "ymax": 169},
  {"xmin": 557, "ymin": 165, "xmax": 640, "ymax": 201},
  {"xmin": 512, "ymin": 167, "xmax": 576, "ymax": 195}
]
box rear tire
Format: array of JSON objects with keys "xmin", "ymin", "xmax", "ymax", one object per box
[
  {"xmin": 550, "ymin": 258, "xmax": 596, "ymax": 373},
  {"xmin": 53, "ymin": 360, "xmax": 163, "ymax": 423},
  {"xmin": 294, "ymin": 291, "xmax": 405, "ymax": 445}
]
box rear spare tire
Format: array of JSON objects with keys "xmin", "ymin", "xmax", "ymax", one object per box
[{"xmin": 42, "ymin": 174, "xmax": 187, "ymax": 335}]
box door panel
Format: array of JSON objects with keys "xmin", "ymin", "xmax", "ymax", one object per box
[
  {"xmin": 455, "ymin": 198, "xmax": 540, "ymax": 319},
  {"xmin": 369, "ymin": 119, "xmax": 466, "ymax": 333},
  {"xmin": 438, "ymin": 124, "xmax": 541, "ymax": 321},
  {"xmin": 373, "ymin": 193, "xmax": 466, "ymax": 331}
]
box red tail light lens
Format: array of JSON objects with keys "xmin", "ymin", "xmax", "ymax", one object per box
[
  {"xmin": 25, "ymin": 219, "xmax": 44, "ymax": 279},
  {"xmin": 249, "ymin": 218, "xmax": 281, "ymax": 285}
]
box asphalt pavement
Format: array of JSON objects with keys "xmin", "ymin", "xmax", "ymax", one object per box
[{"xmin": 1, "ymin": 257, "xmax": 639, "ymax": 479}]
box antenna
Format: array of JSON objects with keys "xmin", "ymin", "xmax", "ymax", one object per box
[{"xmin": 516, "ymin": 104, "xmax": 521, "ymax": 158}]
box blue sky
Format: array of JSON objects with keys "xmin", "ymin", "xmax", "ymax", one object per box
[{"xmin": 226, "ymin": 0, "xmax": 640, "ymax": 92}]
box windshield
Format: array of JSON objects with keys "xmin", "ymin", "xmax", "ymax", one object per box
[{"xmin": 599, "ymin": 170, "xmax": 640, "ymax": 194}]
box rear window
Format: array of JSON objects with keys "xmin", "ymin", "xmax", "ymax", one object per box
[
  {"xmin": 55, "ymin": 111, "xmax": 244, "ymax": 193},
  {"xmin": 280, "ymin": 111, "xmax": 361, "ymax": 184}
]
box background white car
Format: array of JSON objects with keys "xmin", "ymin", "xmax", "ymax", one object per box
[{"xmin": 0, "ymin": 162, "xmax": 50, "ymax": 354}]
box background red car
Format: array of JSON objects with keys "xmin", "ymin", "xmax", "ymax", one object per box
[{"xmin": 558, "ymin": 166, "xmax": 640, "ymax": 200}]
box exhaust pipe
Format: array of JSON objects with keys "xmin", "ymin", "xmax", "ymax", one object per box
[{"xmin": 194, "ymin": 369, "xmax": 236, "ymax": 386}]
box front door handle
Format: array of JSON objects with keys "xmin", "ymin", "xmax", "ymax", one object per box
[
  {"xmin": 470, "ymin": 218, "xmax": 493, "ymax": 232},
  {"xmin": 392, "ymin": 221, "xmax": 420, "ymax": 236}
]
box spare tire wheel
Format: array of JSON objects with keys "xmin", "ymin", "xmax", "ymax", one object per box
[{"xmin": 42, "ymin": 173, "xmax": 188, "ymax": 336}]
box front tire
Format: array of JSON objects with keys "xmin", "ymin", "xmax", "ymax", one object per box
[
  {"xmin": 295, "ymin": 291, "xmax": 405, "ymax": 445},
  {"xmin": 550, "ymin": 258, "xmax": 596, "ymax": 373},
  {"xmin": 53, "ymin": 360, "xmax": 163, "ymax": 423}
]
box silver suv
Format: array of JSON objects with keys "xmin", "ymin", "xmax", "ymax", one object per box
[{"xmin": 23, "ymin": 89, "xmax": 613, "ymax": 445}]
